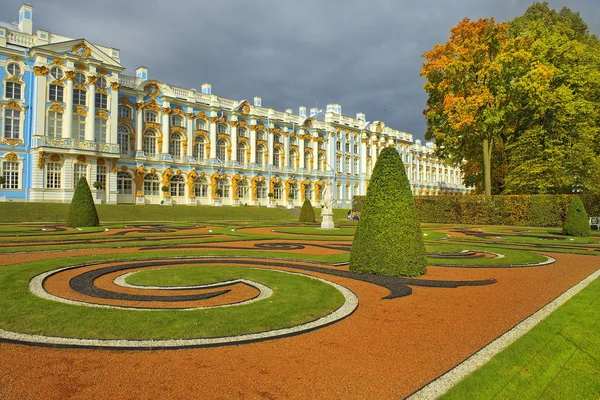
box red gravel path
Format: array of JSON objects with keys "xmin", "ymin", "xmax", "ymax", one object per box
[{"xmin": 0, "ymin": 247, "xmax": 598, "ymax": 398}]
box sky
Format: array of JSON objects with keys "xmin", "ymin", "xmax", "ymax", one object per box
[{"xmin": 2, "ymin": 0, "xmax": 599, "ymax": 142}]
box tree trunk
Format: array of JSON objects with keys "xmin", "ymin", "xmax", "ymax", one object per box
[{"xmin": 483, "ymin": 138, "xmax": 492, "ymax": 195}]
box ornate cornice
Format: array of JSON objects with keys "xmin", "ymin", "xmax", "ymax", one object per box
[
  {"xmin": 110, "ymin": 82, "xmax": 120, "ymax": 91},
  {"xmin": 33, "ymin": 66, "xmax": 49, "ymax": 76}
]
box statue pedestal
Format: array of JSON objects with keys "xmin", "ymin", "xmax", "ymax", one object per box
[{"xmin": 320, "ymin": 211, "xmax": 335, "ymax": 230}]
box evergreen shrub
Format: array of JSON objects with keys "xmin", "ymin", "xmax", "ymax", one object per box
[
  {"xmin": 299, "ymin": 199, "xmax": 316, "ymax": 223},
  {"xmin": 562, "ymin": 196, "xmax": 591, "ymax": 237},
  {"xmin": 66, "ymin": 177, "xmax": 100, "ymax": 227},
  {"xmin": 349, "ymin": 147, "xmax": 427, "ymax": 277}
]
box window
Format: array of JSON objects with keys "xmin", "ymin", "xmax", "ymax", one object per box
[
  {"xmin": 346, "ymin": 185, "xmax": 352, "ymax": 201},
  {"xmin": 144, "ymin": 111, "xmax": 157, "ymax": 122},
  {"xmin": 94, "ymin": 118, "xmax": 107, "ymax": 143},
  {"xmin": 74, "ymin": 72, "xmax": 86, "ymax": 84},
  {"xmin": 336, "ymin": 157, "xmax": 342, "ymax": 172},
  {"xmin": 50, "ymin": 67, "xmax": 63, "ymax": 80},
  {"xmin": 118, "ymin": 125, "xmax": 130, "ymax": 156},
  {"xmin": 289, "ymin": 183, "xmax": 299, "ymax": 201},
  {"xmin": 354, "ymin": 158, "xmax": 359, "ymax": 174},
  {"xmin": 194, "ymin": 177, "xmax": 209, "ymax": 198},
  {"xmin": 305, "ymin": 184, "xmax": 313, "ymax": 201},
  {"xmin": 49, "ymin": 84, "xmax": 64, "ymax": 102},
  {"xmin": 217, "ymin": 123, "xmax": 227, "ymax": 134},
  {"xmin": 290, "ymin": 136, "xmax": 297, "ymax": 146},
  {"xmin": 304, "ymin": 152, "xmax": 312, "ymax": 170},
  {"xmin": 47, "ymin": 111, "xmax": 63, "ymax": 139},
  {"xmin": 336, "ymin": 141, "xmax": 341, "ymax": 152},
  {"xmin": 73, "ymin": 89, "xmax": 86, "ymax": 105},
  {"xmin": 256, "ymin": 145, "xmax": 267, "ymax": 168},
  {"xmin": 304, "ymin": 139, "xmax": 311, "ymax": 149},
  {"xmin": 257, "ymin": 131, "xmax": 266, "ymax": 141},
  {"xmin": 237, "ymin": 179, "xmax": 249, "ymax": 200},
  {"xmin": 354, "ymin": 185, "xmax": 360, "ymax": 196},
  {"xmin": 257, "ymin": 181, "xmax": 267, "ymax": 199},
  {"xmin": 1, "ymin": 161, "xmax": 19, "ymax": 189},
  {"xmin": 290, "ymin": 150, "xmax": 298, "ymax": 170},
  {"xmin": 345, "ymin": 158, "xmax": 350, "ymax": 174},
  {"xmin": 345, "ymin": 142, "xmax": 350, "ymax": 153},
  {"xmin": 96, "ymin": 165, "xmax": 106, "ymax": 190},
  {"xmin": 219, "ymin": 180, "xmax": 230, "ymax": 198},
  {"xmin": 237, "ymin": 142, "xmax": 246, "ymax": 164},
  {"xmin": 118, "ymin": 106, "xmax": 132, "ymax": 119},
  {"xmin": 171, "ymin": 115, "xmax": 184, "ymax": 127},
  {"xmin": 273, "ymin": 147, "xmax": 282, "ymax": 168},
  {"xmin": 354, "ymin": 143, "xmax": 358, "ymax": 154},
  {"xmin": 195, "ymin": 119, "xmax": 206, "ymax": 131},
  {"xmin": 337, "ymin": 184, "xmax": 343, "ymax": 200},
  {"xmin": 318, "ymin": 153, "xmax": 325, "ymax": 171},
  {"xmin": 4, "ymin": 110, "xmax": 20, "ymax": 139},
  {"xmin": 169, "ymin": 133, "xmax": 183, "ymax": 159},
  {"xmin": 274, "ymin": 134, "xmax": 282, "ymax": 144},
  {"xmin": 273, "ymin": 182, "xmax": 284, "ymax": 200},
  {"xmin": 318, "ymin": 141, "xmax": 325, "ymax": 150},
  {"xmin": 45, "ymin": 162, "xmax": 62, "ymax": 189},
  {"xmin": 96, "ymin": 76, "xmax": 107, "ymax": 89},
  {"xmin": 5, "ymin": 82, "xmax": 22, "ymax": 100},
  {"xmin": 216, "ymin": 139, "xmax": 227, "ymax": 162},
  {"xmin": 193, "ymin": 136, "xmax": 206, "ymax": 160},
  {"xmin": 73, "ymin": 163, "xmax": 87, "ymax": 187},
  {"xmin": 237, "ymin": 128, "xmax": 246, "ymax": 137},
  {"xmin": 7, "ymin": 63, "xmax": 21, "ymax": 77},
  {"xmin": 117, "ymin": 171, "xmax": 133, "ymax": 194},
  {"xmin": 170, "ymin": 175, "xmax": 185, "ymax": 197},
  {"xmin": 95, "ymin": 93, "xmax": 107, "ymax": 109},
  {"xmin": 72, "ymin": 114, "xmax": 86, "ymax": 141},
  {"xmin": 143, "ymin": 130, "xmax": 157, "ymax": 156},
  {"xmin": 143, "ymin": 174, "xmax": 160, "ymax": 196}
]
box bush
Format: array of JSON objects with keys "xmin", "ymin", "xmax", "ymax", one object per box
[
  {"xmin": 562, "ymin": 196, "xmax": 591, "ymax": 237},
  {"xmin": 66, "ymin": 177, "xmax": 100, "ymax": 227},
  {"xmin": 299, "ymin": 199, "xmax": 316, "ymax": 223},
  {"xmin": 349, "ymin": 147, "xmax": 427, "ymax": 277},
  {"xmin": 352, "ymin": 195, "xmax": 366, "ymax": 212}
]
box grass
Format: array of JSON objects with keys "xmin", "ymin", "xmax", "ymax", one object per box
[
  {"xmin": 0, "ymin": 258, "xmax": 345, "ymax": 340},
  {"xmin": 443, "ymin": 275, "xmax": 600, "ymax": 399}
]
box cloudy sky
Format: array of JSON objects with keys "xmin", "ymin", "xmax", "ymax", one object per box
[{"xmin": 2, "ymin": 0, "xmax": 599, "ymax": 141}]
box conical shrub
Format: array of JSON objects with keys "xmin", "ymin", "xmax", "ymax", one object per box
[
  {"xmin": 299, "ymin": 199, "xmax": 316, "ymax": 223},
  {"xmin": 66, "ymin": 177, "xmax": 100, "ymax": 227},
  {"xmin": 562, "ymin": 196, "xmax": 591, "ymax": 237},
  {"xmin": 349, "ymin": 147, "xmax": 427, "ymax": 276}
]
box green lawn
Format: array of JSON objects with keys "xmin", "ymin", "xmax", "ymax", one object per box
[{"xmin": 443, "ymin": 275, "xmax": 600, "ymax": 399}]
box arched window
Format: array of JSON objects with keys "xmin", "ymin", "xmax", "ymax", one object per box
[
  {"xmin": 305, "ymin": 183, "xmax": 313, "ymax": 201},
  {"xmin": 317, "ymin": 153, "xmax": 325, "ymax": 172},
  {"xmin": 171, "ymin": 115, "xmax": 184, "ymax": 127},
  {"xmin": 237, "ymin": 179, "xmax": 249, "ymax": 200},
  {"xmin": 216, "ymin": 139, "xmax": 227, "ymax": 162},
  {"xmin": 289, "ymin": 183, "xmax": 299, "ymax": 201},
  {"xmin": 170, "ymin": 175, "xmax": 185, "ymax": 197},
  {"xmin": 256, "ymin": 145, "xmax": 267, "ymax": 168},
  {"xmin": 194, "ymin": 177, "xmax": 209, "ymax": 198},
  {"xmin": 304, "ymin": 151, "xmax": 312, "ymax": 170},
  {"xmin": 273, "ymin": 182, "xmax": 284, "ymax": 200},
  {"xmin": 289, "ymin": 150, "xmax": 298, "ymax": 171},
  {"xmin": 143, "ymin": 174, "xmax": 160, "ymax": 196},
  {"xmin": 117, "ymin": 171, "xmax": 133, "ymax": 194},
  {"xmin": 273, "ymin": 147, "xmax": 282, "ymax": 169},
  {"xmin": 143, "ymin": 130, "xmax": 158, "ymax": 157},
  {"xmin": 257, "ymin": 131, "xmax": 266, "ymax": 141},
  {"xmin": 238, "ymin": 128, "xmax": 247, "ymax": 137},
  {"xmin": 336, "ymin": 183, "xmax": 343, "ymax": 200},
  {"xmin": 257, "ymin": 180, "xmax": 268, "ymax": 199},
  {"xmin": 217, "ymin": 123, "xmax": 228, "ymax": 134},
  {"xmin": 144, "ymin": 111, "xmax": 158, "ymax": 122},
  {"xmin": 118, "ymin": 105, "xmax": 132, "ymax": 119},
  {"xmin": 169, "ymin": 133, "xmax": 183, "ymax": 159},
  {"xmin": 118, "ymin": 125, "xmax": 131, "ymax": 156},
  {"xmin": 274, "ymin": 134, "xmax": 282, "ymax": 144},
  {"xmin": 237, "ymin": 142, "xmax": 247, "ymax": 165},
  {"xmin": 193, "ymin": 136, "xmax": 206, "ymax": 160},
  {"xmin": 195, "ymin": 119, "xmax": 207, "ymax": 131},
  {"xmin": 219, "ymin": 178, "xmax": 231, "ymax": 198}
]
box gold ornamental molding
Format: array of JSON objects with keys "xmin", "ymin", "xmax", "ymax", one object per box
[
  {"xmin": 5, "ymin": 152, "xmax": 19, "ymax": 162},
  {"xmin": 231, "ymin": 174, "xmax": 241, "ymax": 200},
  {"xmin": 119, "ymin": 97, "xmax": 134, "ymax": 107},
  {"xmin": 239, "ymin": 100, "xmax": 251, "ymax": 116},
  {"xmin": 111, "ymin": 160, "xmax": 118, "ymax": 173},
  {"xmin": 76, "ymin": 155, "xmax": 87, "ymax": 164},
  {"xmin": 186, "ymin": 170, "xmax": 198, "ymax": 198},
  {"xmin": 97, "ymin": 68, "xmax": 108, "ymax": 76},
  {"xmin": 162, "ymin": 107, "xmax": 172, "ymax": 115},
  {"xmin": 87, "ymin": 75, "xmax": 98, "ymax": 85},
  {"xmin": 118, "ymin": 118, "xmax": 134, "ymax": 131},
  {"xmin": 303, "ymin": 118, "xmax": 313, "ymax": 129},
  {"xmin": 75, "ymin": 63, "xmax": 87, "ymax": 71},
  {"xmin": 65, "ymin": 71, "xmax": 76, "ymax": 81},
  {"xmin": 72, "ymin": 42, "xmax": 92, "ymax": 59},
  {"xmin": 145, "ymin": 83, "xmax": 160, "ymax": 99},
  {"xmin": 0, "ymin": 138, "xmax": 21, "ymax": 149},
  {"xmin": 50, "ymin": 153, "xmax": 61, "ymax": 162},
  {"xmin": 51, "ymin": 59, "xmax": 65, "ymax": 66},
  {"xmin": 97, "ymin": 158, "xmax": 106, "ymax": 166},
  {"xmin": 170, "ymin": 126, "xmax": 185, "ymax": 135},
  {"xmin": 73, "ymin": 107, "xmax": 87, "ymax": 116},
  {"xmin": 37, "ymin": 151, "xmax": 45, "ymax": 169},
  {"xmin": 120, "ymin": 165, "xmax": 129, "ymax": 172},
  {"xmin": 162, "ymin": 168, "xmax": 173, "ymax": 187},
  {"xmin": 96, "ymin": 110, "xmax": 109, "ymax": 119},
  {"xmin": 33, "ymin": 66, "xmax": 49, "ymax": 76},
  {"xmin": 250, "ymin": 123, "xmax": 266, "ymax": 132},
  {"xmin": 170, "ymin": 107, "xmax": 186, "ymax": 117},
  {"xmin": 8, "ymin": 55, "xmax": 22, "ymax": 62}
]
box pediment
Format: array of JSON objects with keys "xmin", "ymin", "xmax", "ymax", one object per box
[{"xmin": 30, "ymin": 39, "xmax": 124, "ymax": 70}]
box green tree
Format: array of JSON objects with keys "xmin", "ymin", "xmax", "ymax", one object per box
[
  {"xmin": 562, "ymin": 196, "xmax": 591, "ymax": 236},
  {"xmin": 66, "ymin": 177, "xmax": 100, "ymax": 227},
  {"xmin": 298, "ymin": 199, "xmax": 316, "ymax": 223},
  {"xmin": 349, "ymin": 147, "xmax": 427, "ymax": 277}
]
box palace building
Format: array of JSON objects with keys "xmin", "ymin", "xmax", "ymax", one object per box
[{"xmin": 0, "ymin": 4, "xmax": 471, "ymax": 207}]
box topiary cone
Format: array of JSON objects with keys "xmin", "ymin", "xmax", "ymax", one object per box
[
  {"xmin": 299, "ymin": 199, "xmax": 316, "ymax": 223},
  {"xmin": 66, "ymin": 177, "xmax": 100, "ymax": 227},
  {"xmin": 349, "ymin": 147, "xmax": 427, "ymax": 276},
  {"xmin": 562, "ymin": 196, "xmax": 591, "ymax": 237}
]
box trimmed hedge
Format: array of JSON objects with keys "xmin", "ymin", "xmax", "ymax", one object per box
[
  {"xmin": 351, "ymin": 194, "xmax": 600, "ymax": 227},
  {"xmin": 299, "ymin": 199, "xmax": 316, "ymax": 223},
  {"xmin": 66, "ymin": 177, "xmax": 100, "ymax": 227},
  {"xmin": 349, "ymin": 147, "xmax": 427, "ymax": 277},
  {"xmin": 563, "ymin": 196, "xmax": 591, "ymax": 237}
]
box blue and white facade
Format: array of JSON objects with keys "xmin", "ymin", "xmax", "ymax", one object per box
[{"xmin": 0, "ymin": 4, "xmax": 471, "ymax": 207}]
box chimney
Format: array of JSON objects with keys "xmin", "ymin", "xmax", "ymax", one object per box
[
  {"xmin": 310, "ymin": 107, "xmax": 319, "ymax": 117},
  {"xmin": 356, "ymin": 112, "xmax": 366, "ymax": 121},
  {"xmin": 326, "ymin": 104, "xmax": 341, "ymax": 114},
  {"xmin": 135, "ymin": 66, "xmax": 148, "ymax": 81},
  {"xmin": 299, "ymin": 106, "xmax": 307, "ymax": 117},
  {"xmin": 18, "ymin": 4, "xmax": 33, "ymax": 35},
  {"xmin": 253, "ymin": 96, "xmax": 262, "ymax": 107},
  {"xmin": 285, "ymin": 108, "xmax": 293, "ymax": 114},
  {"xmin": 201, "ymin": 83, "xmax": 211, "ymax": 95}
]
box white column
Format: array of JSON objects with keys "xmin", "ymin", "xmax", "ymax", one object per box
[
  {"xmin": 298, "ymin": 129, "xmax": 305, "ymax": 169},
  {"xmin": 312, "ymin": 136, "xmax": 318, "ymax": 172},
  {"xmin": 161, "ymin": 111, "xmax": 169, "ymax": 155},
  {"xmin": 63, "ymin": 78, "xmax": 74, "ymax": 139},
  {"xmin": 136, "ymin": 106, "xmax": 143, "ymax": 154},
  {"xmin": 209, "ymin": 120, "xmax": 217, "ymax": 159},
  {"xmin": 249, "ymin": 128, "xmax": 256, "ymax": 164},
  {"xmin": 186, "ymin": 112, "xmax": 193, "ymax": 158},
  {"xmin": 34, "ymin": 72, "xmax": 46, "ymax": 137},
  {"xmin": 109, "ymin": 85, "xmax": 118, "ymax": 144},
  {"xmin": 360, "ymin": 139, "xmax": 367, "ymax": 175},
  {"xmin": 267, "ymin": 128, "xmax": 274, "ymax": 166},
  {"xmin": 230, "ymin": 124, "xmax": 238, "ymax": 162},
  {"xmin": 283, "ymin": 133, "xmax": 290, "ymax": 168},
  {"xmin": 85, "ymin": 80, "xmax": 96, "ymax": 141},
  {"xmin": 416, "ymin": 155, "xmax": 420, "ymax": 182}
]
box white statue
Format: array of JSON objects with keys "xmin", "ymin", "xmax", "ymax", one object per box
[{"xmin": 321, "ymin": 182, "xmax": 334, "ymax": 213}]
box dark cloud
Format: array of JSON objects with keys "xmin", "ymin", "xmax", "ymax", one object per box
[{"xmin": 2, "ymin": 0, "xmax": 598, "ymax": 140}]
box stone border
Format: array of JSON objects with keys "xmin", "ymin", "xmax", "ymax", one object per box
[
  {"xmin": 430, "ymin": 254, "xmax": 555, "ymax": 268},
  {"xmin": 407, "ymin": 267, "xmax": 600, "ymax": 399},
  {"xmin": 1, "ymin": 267, "xmax": 357, "ymax": 349}
]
